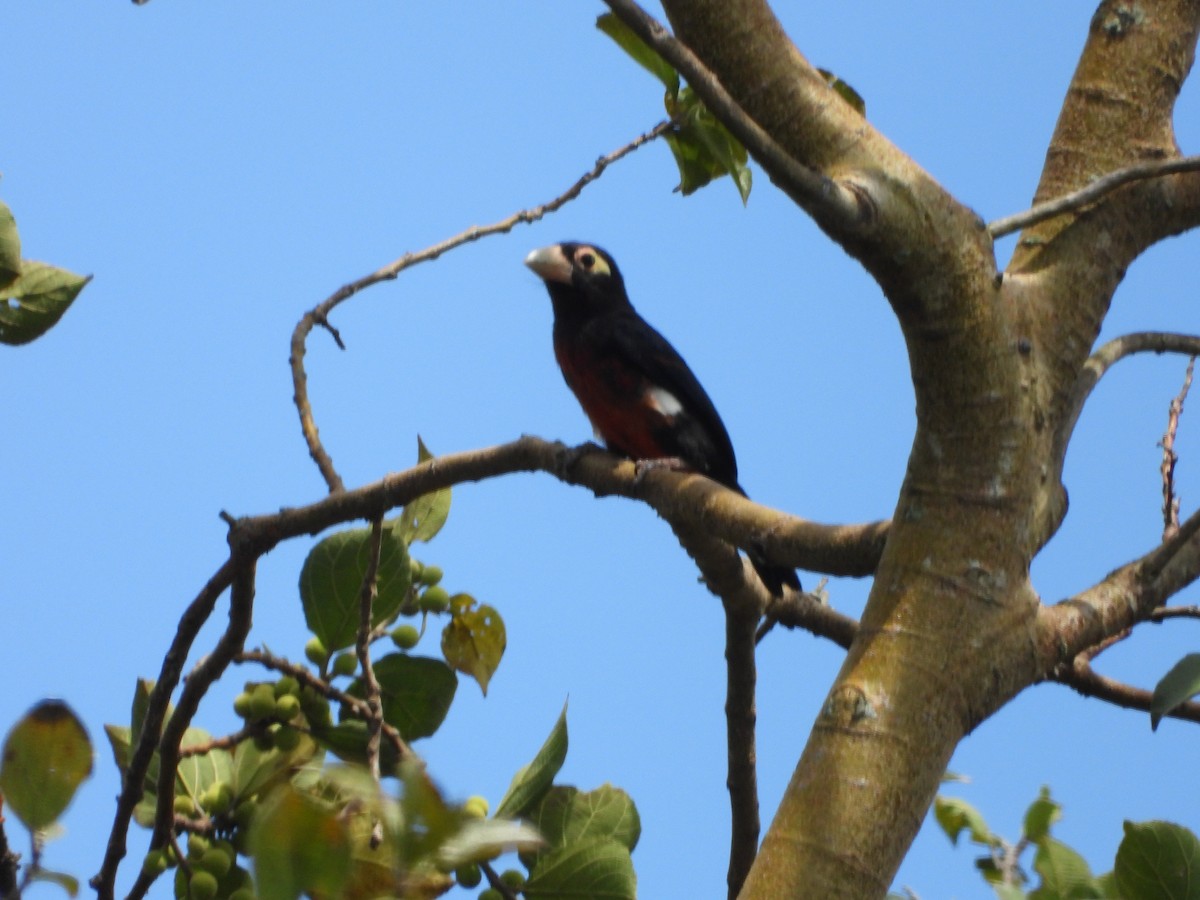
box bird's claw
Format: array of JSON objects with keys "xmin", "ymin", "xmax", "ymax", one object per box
[{"xmin": 632, "ymin": 456, "xmax": 689, "ymax": 486}]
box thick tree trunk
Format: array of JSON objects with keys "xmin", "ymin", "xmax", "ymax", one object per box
[{"xmin": 654, "ymin": 1, "xmax": 1200, "ymax": 896}]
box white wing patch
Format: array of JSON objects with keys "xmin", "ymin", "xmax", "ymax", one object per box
[{"xmin": 645, "ymin": 386, "xmax": 684, "ymax": 417}]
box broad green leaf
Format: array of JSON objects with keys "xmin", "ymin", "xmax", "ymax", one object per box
[
  {"xmin": 0, "ymin": 701, "xmax": 93, "ymax": 831},
  {"xmin": 229, "ymin": 729, "xmax": 319, "ymax": 798},
  {"xmin": 934, "ymin": 796, "xmax": 995, "ymax": 847},
  {"xmin": 1030, "ymin": 838, "xmax": 1098, "ymax": 899},
  {"xmin": 528, "ymin": 785, "xmax": 641, "ymax": 855},
  {"xmin": 1024, "ymin": 787, "xmax": 1062, "ymax": 845},
  {"xmin": 441, "ymin": 603, "xmax": 506, "ymax": 696},
  {"xmin": 309, "ymin": 720, "xmax": 402, "ymax": 777},
  {"xmin": 596, "ymin": 13, "xmax": 679, "ymax": 94},
  {"xmin": 1114, "ymin": 820, "xmax": 1200, "ymax": 900},
  {"xmin": 816, "ymin": 67, "xmax": 867, "ymax": 115},
  {"xmin": 347, "ymin": 653, "xmax": 457, "ymax": 742},
  {"xmin": 394, "ymin": 437, "xmax": 451, "ymax": 544},
  {"xmin": 496, "ymin": 703, "xmax": 568, "ymax": 820},
  {"xmin": 174, "ymin": 729, "xmax": 231, "ymax": 802},
  {"xmin": 0, "ymin": 261, "xmax": 89, "ymax": 345},
  {"xmin": 299, "ymin": 522, "xmax": 411, "ymax": 651},
  {"xmin": 0, "ymin": 201, "xmax": 20, "ymax": 289},
  {"xmin": 684, "ymin": 105, "xmax": 752, "ymax": 204},
  {"xmin": 251, "ymin": 784, "xmax": 353, "ymax": 900},
  {"xmin": 436, "ymin": 818, "xmax": 545, "ymax": 870},
  {"xmin": 1150, "ymin": 653, "xmax": 1200, "ymax": 730},
  {"xmin": 664, "ymin": 89, "xmax": 752, "ymax": 202},
  {"xmin": 28, "ymin": 867, "xmax": 80, "ymax": 897},
  {"xmin": 523, "ymin": 837, "xmax": 636, "ymax": 900},
  {"xmin": 130, "ymin": 678, "xmax": 158, "ymax": 746}
]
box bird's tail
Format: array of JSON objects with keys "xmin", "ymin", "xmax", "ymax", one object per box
[{"xmin": 747, "ymin": 548, "xmax": 801, "ymax": 596}]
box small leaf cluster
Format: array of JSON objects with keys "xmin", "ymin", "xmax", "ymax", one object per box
[
  {"xmin": 595, "ymin": 15, "xmax": 864, "ymax": 205},
  {"xmin": 0, "ymin": 199, "xmax": 89, "ymax": 345},
  {"xmin": 928, "ymin": 785, "xmax": 1200, "ymax": 899}
]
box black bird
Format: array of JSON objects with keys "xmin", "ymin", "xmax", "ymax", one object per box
[{"xmin": 524, "ymin": 241, "xmax": 800, "ymax": 595}]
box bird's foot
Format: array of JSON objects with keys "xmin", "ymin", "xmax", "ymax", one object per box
[{"xmin": 632, "ymin": 455, "xmax": 689, "ymax": 486}]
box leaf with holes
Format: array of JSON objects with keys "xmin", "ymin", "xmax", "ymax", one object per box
[
  {"xmin": 0, "ymin": 701, "xmax": 93, "ymax": 831},
  {"xmin": 441, "ymin": 602, "xmax": 506, "ymax": 696}
]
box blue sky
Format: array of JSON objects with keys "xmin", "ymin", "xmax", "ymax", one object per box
[{"xmin": 5, "ymin": 3, "xmax": 1199, "ymax": 898}]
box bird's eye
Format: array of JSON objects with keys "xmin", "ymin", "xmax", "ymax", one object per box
[{"xmin": 573, "ymin": 247, "xmax": 610, "ymax": 276}]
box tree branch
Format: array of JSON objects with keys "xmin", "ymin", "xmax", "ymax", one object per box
[
  {"xmin": 1059, "ymin": 332, "xmax": 1200, "ymax": 462},
  {"xmin": 602, "ymin": 0, "xmax": 870, "ymax": 233},
  {"xmin": 1052, "ymin": 655, "xmax": 1200, "ymax": 725},
  {"xmin": 91, "ymin": 556, "xmax": 240, "ymax": 900},
  {"xmin": 1160, "ymin": 357, "xmax": 1194, "ymax": 541},
  {"xmin": 290, "ymin": 119, "xmax": 673, "ymax": 494},
  {"xmin": 988, "ymin": 156, "xmax": 1200, "ymax": 238}
]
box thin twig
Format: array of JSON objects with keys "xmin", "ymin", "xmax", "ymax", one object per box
[
  {"xmin": 1150, "ymin": 605, "xmax": 1200, "ymax": 621},
  {"xmin": 602, "ymin": 0, "xmax": 869, "ymax": 231},
  {"xmin": 290, "ymin": 120, "xmax": 674, "ymax": 494},
  {"xmin": 177, "ymin": 724, "xmax": 260, "ymax": 758},
  {"xmin": 127, "ymin": 560, "xmax": 259, "ymax": 900},
  {"xmin": 989, "ymin": 155, "xmax": 1200, "ymax": 238},
  {"xmin": 1054, "ymin": 655, "xmax": 1200, "ymax": 724},
  {"xmin": 721, "ymin": 589, "xmax": 761, "ymax": 900},
  {"xmin": 91, "ymin": 556, "xmax": 240, "ymax": 900},
  {"xmin": 1160, "ymin": 357, "xmax": 1195, "ymax": 541},
  {"xmin": 235, "ymin": 648, "xmax": 412, "ymax": 763},
  {"xmin": 356, "ymin": 516, "xmax": 388, "ymax": 849}
]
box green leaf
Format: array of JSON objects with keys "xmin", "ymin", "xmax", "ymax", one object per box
[
  {"xmin": 0, "ymin": 261, "xmax": 89, "ymax": 346},
  {"xmin": 664, "ymin": 89, "xmax": 752, "ymax": 202},
  {"xmin": 0, "ymin": 201, "xmax": 20, "ymax": 289},
  {"xmin": 299, "ymin": 522, "xmax": 411, "ymax": 652},
  {"xmin": 523, "ymin": 837, "xmax": 636, "ymax": 900},
  {"xmin": 1114, "ymin": 820, "xmax": 1200, "ymax": 900},
  {"xmin": 435, "ymin": 818, "xmax": 545, "ymax": 870},
  {"xmin": 1024, "ymin": 787, "xmax": 1062, "ymax": 845},
  {"xmin": 441, "ymin": 603, "xmax": 506, "ymax": 696},
  {"xmin": 816, "ymin": 67, "xmax": 867, "ymax": 116},
  {"xmin": 174, "ymin": 729, "xmax": 231, "ymax": 802},
  {"xmin": 394, "ymin": 437, "xmax": 452, "ymax": 544},
  {"xmin": 596, "ymin": 13, "xmax": 679, "ymax": 95},
  {"xmin": 934, "ymin": 796, "xmax": 995, "ymax": 847},
  {"xmin": 28, "ymin": 867, "xmax": 80, "ymax": 897},
  {"xmin": 993, "ymin": 885, "xmax": 1030, "ymax": 900},
  {"xmin": 308, "ymin": 720, "xmax": 401, "ymax": 777},
  {"xmin": 228, "ymin": 729, "xmax": 319, "ymax": 799},
  {"xmin": 1030, "ymin": 838, "xmax": 1098, "ymax": 899},
  {"xmin": 528, "ymin": 785, "xmax": 641, "ymax": 855},
  {"xmin": 398, "ymin": 759, "xmax": 462, "ymax": 866},
  {"xmin": 251, "ymin": 784, "xmax": 353, "ymax": 900},
  {"xmin": 496, "ymin": 703, "xmax": 569, "ymax": 820},
  {"xmin": 0, "ymin": 701, "xmax": 93, "ymax": 831},
  {"xmin": 348, "ymin": 653, "xmax": 457, "ymax": 742},
  {"xmin": 1150, "ymin": 653, "xmax": 1200, "ymax": 730}
]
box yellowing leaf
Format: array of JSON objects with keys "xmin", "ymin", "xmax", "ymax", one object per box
[
  {"xmin": 0, "ymin": 701, "xmax": 93, "ymax": 831},
  {"xmin": 441, "ymin": 603, "xmax": 506, "ymax": 696}
]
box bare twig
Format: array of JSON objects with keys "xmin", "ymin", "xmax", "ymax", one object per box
[
  {"xmin": 602, "ymin": 0, "xmax": 869, "ymax": 232},
  {"xmin": 1053, "ymin": 655, "xmax": 1200, "ymax": 725},
  {"xmin": 235, "ymin": 648, "xmax": 413, "ymax": 763},
  {"xmin": 290, "ymin": 120, "xmax": 674, "ymax": 494},
  {"xmin": 1060, "ymin": 332, "xmax": 1200, "ymax": 460},
  {"xmin": 1160, "ymin": 357, "xmax": 1195, "ymax": 541},
  {"xmin": 989, "ymin": 155, "xmax": 1200, "ymax": 238},
  {"xmin": 356, "ymin": 516, "xmax": 388, "ymax": 848},
  {"xmin": 1150, "ymin": 605, "xmax": 1200, "ymax": 621},
  {"xmin": 722, "ymin": 589, "xmax": 761, "ymax": 900},
  {"xmin": 177, "ymin": 724, "xmax": 259, "ymax": 758},
  {"xmin": 92, "ymin": 556, "xmax": 240, "ymax": 900}
]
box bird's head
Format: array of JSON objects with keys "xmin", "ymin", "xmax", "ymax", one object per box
[{"xmin": 524, "ymin": 242, "xmax": 629, "ymax": 317}]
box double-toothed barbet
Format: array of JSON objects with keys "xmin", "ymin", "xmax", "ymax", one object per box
[{"xmin": 524, "ymin": 241, "xmax": 800, "ymax": 595}]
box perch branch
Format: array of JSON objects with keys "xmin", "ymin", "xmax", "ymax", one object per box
[{"xmin": 290, "ymin": 119, "xmax": 673, "ymax": 494}]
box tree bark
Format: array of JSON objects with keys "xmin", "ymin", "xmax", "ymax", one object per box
[{"xmin": 653, "ymin": 1, "xmax": 1200, "ymax": 896}]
